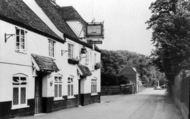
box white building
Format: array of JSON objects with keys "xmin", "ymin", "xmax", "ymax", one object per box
[{"xmin": 0, "ymin": 0, "xmax": 101, "ymax": 118}]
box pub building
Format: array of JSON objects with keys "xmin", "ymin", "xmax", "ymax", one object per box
[{"xmin": 0, "ymin": 0, "xmax": 103, "ymax": 118}]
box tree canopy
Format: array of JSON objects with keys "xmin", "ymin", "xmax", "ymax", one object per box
[
  {"xmin": 147, "ymin": 0, "xmax": 190, "ymax": 85},
  {"xmin": 101, "ymin": 50, "xmax": 164, "ymax": 86}
]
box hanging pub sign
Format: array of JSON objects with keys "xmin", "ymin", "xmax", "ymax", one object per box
[{"xmin": 86, "ymin": 22, "xmax": 104, "ymax": 38}]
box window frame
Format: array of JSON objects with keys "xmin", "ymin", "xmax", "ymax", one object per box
[
  {"xmin": 94, "ymin": 53, "xmax": 97, "ymax": 64},
  {"xmin": 91, "ymin": 78, "xmax": 97, "ymax": 95},
  {"xmin": 85, "ymin": 51, "xmax": 89, "ymax": 65},
  {"xmin": 67, "ymin": 76, "xmax": 74, "ymax": 98},
  {"xmin": 15, "ymin": 27, "xmax": 27, "ymax": 53},
  {"xmin": 49, "ymin": 39, "xmax": 55, "ymax": 57},
  {"xmin": 68, "ymin": 43, "xmax": 74, "ymax": 59},
  {"xmin": 54, "ymin": 75, "xmax": 63, "ymax": 100},
  {"xmin": 12, "ymin": 73, "xmax": 28, "ymax": 109}
]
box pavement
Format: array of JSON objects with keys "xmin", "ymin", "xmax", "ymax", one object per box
[{"xmin": 14, "ymin": 88, "xmax": 183, "ymax": 119}]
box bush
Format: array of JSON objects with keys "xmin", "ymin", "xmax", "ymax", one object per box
[
  {"xmin": 118, "ymin": 75, "xmax": 130, "ymax": 85},
  {"xmin": 101, "ymin": 73, "xmax": 119, "ymax": 86}
]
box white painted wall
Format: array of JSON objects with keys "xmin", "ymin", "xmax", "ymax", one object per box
[
  {"xmin": 0, "ymin": 63, "xmax": 34, "ymax": 102},
  {"xmin": 0, "ymin": 15, "xmax": 101, "ymax": 103},
  {"xmin": 79, "ymin": 69, "xmax": 101, "ymax": 94},
  {"xmin": 0, "ymin": 20, "xmax": 52, "ymax": 102},
  {"xmin": 67, "ymin": 21, "xmax": 85, "ymax": 39},
  {"xmin": 42, "ymin": 74, "xmax": 54, "ymax": 97},
  {"xmin": 65, "ymin": 37, "xmax": 101, "ymax": 95},
  {"xmin": 0, "ymin": 21, "xmax": 31, "ymax": 65}
]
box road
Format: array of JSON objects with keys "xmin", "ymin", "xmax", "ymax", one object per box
[{"xmin": 14, "ymin": 88, "xmax": 182, "ymax": 119}]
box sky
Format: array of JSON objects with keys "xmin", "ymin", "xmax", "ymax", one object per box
[{"xmin": 56, "ymin": 0, "xmax": 155, "ymax": 55}]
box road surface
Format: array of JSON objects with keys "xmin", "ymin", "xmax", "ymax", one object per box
[{"xmin": 14, "ymin": 88, "xmax": 182, "ymax": 119}]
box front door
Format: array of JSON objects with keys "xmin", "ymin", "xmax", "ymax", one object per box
[
  {"xmin": 35, "ymin": 76, "xmax": 43, "ymax": 114},
  {"xmin": 78, "ymin": 79, "xmax": 82, "ymax": 105}
]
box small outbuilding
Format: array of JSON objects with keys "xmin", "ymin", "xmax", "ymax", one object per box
[{"xmin": 118, "ymin": 66, "xmax": 140, "ymax": 93}]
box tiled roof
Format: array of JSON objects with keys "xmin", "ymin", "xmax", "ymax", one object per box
[
  {"xmin": 32, "ymin": 54, "xmax": 59, "ymax": 72},
  {"xmin": 58, "ymin": 6, "xmax": 87, "ymax": 24},
  {"xmin": 119, "ymin": 66, "xmax": 137, "ymax": 76},
  {"xmin": 0, "ymin": 0, "xmax": 101, "ymax": 53},
  {"xmin": 58, "ymin": 6, "xmax": 102, "ymax": 52},
  {"xmin": 35, "ymin": 0, "xmax": 78, "ymax": 40},
  {"xmin": 0, "ymin": 0, "xmax": 62, "ymax": 41},
  {"xmin": 35, "ymin": 0, "xmax": 101, "ymax": 53},
  {"xmin": 78, "ymin": 65, "xmax": 92, "ymax": 77}
]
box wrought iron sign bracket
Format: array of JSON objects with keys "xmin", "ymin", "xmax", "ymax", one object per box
[{"xmin": 5, "ymin": 33, "xmax": 15, "ymax": 43}]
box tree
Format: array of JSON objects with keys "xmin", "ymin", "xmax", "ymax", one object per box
[
  {"xmin": 147, "ymin": 0, "xmax": 190, "ymax": 92},
  {"xmin": 101, "ymin": 50, "xmax": 160, "ymax": 86}
]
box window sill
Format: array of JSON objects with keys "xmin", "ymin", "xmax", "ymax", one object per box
[
  {"xmin": 54, "ymin": 97, "xmax": 64, "ymax": 101},
  {"xmin": 67, "ymin": 96, "xmax": 75, "ymax": 99},
  {"xmin": 11, "ymin": 105, "xmax": 29, "ymax": 110},
  {"xmin": 91, "ymin": 93, "xmax": 98, "ymax": 96},
  {"xmin": 49, "ymin": 56, "xmax": 55, "ymax": 59},
  {"xmin": 15, "ymin": 50, "xmax": 27, "ymax": 54}
]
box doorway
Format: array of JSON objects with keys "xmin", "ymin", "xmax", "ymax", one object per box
[
  {"xmin": 78, "ymin": 79, "xmax": 84, "ymax": 106},
  {"xmin": 78, "ymin": 80, "xmax": 82, "ymax": 105},
  {"xmin": 35, "ymin": 76, "xmax": 43, "ymax": 114}
]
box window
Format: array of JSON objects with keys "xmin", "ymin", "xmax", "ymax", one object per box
[
  {"xmin": 12, "ymin": 74, "xmax": 27, "ymax": 108},
  {"xmin": 16, "ymin": 28, "xmax": 27, "ymax": 52},
  {"xmin": 91, "ymin": 78, "xmax": 97, "ymax": 94},
  {"xmin": 49, "ymin": 39, "xmax": 55, "ymax": 57},
  {"xmin": 85, "ymin": 52, "xmax": 89, "ymax": 65},
  {"xmin": 68, "ymin": 76, "xmax": 74, "ymax": 97},
  {"xmin": 90, "ymin": 51, "xmax": 93, "ymax": 68},
  {"xmin": 61, "ymin": 49, "xmax": 64, "ymax": 56},
  {"xmin": 94, "ymin": 53, "xmax": 97, "ymax": 64},
  {"xmin": 68, "ymin": 43, "xmax": 74, "ymax": 59},
  {"xmin": 54, "ymin": 76, "xmax": 62, "ymax": 100}
]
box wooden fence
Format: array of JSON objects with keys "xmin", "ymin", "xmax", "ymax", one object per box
[
  {"xmin": 101, "ymin": 84, "xmax": 137, "ymax": 95},
  {"xmin": 101, "ymin": 86, "xmax": 121, "ymax": 95}
]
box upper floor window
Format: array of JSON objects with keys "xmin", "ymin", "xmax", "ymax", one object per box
[
  {"xmin": 49, "ymin": 39, "xmax": 55, "ymax": 57},
  {"xmin": 68, "ymin": 76, "xmax": 74, "ymax": 97},
  {"xmin": 94, "ymin": 53, "xmax": 97, "ymax": 64},
  {"xmin": 12, "ymin": 74, "xmax": 27, "ymax": 108},
  {"xmin": 91, "ymin": 78, "xmax": 97, "ymax": 94},
  {"xmin": 68, "ymin": 43, "xmax": 74, "ymax": 59},
  {"xmin": 54, "ymin": 76, "xmax": 62, "ymax": 100},
  {"xmin": 85, "ymin": 52, "xmax": 89, "ymax": 65},
  {"xmin": 61, "ymin": 49, "xmax": 64, "ymax": 56},
  {"xmin": 16, "ymin": 28, "xmax": 27, "ymax": 52}
]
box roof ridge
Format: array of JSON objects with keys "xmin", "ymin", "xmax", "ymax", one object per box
[{"xmin": 35, "ymin": 0, "xmax": 78, "ymax": 40}]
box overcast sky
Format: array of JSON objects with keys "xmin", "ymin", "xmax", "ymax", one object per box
[{"xmin": 56, "ymin": 0, "xmax": 155, "ymax": 55}]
